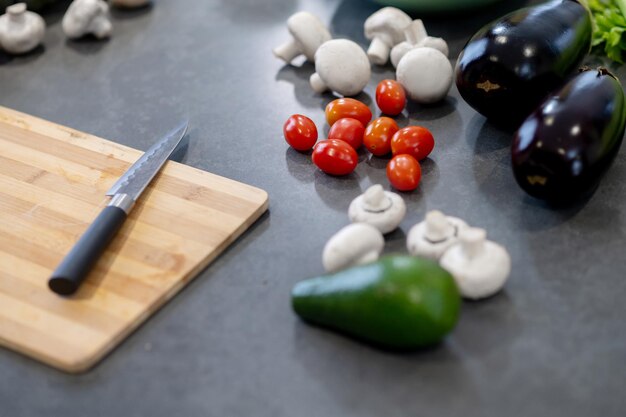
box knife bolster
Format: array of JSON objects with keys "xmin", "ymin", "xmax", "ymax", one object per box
[{"xmin": 108, "ymin": 193, "xmax": 135, "ymax": 214}]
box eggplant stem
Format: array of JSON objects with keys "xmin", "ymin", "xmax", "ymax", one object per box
[{"xmin": 579, "ymin": 66, "xmax": 619, "ymax": 82}]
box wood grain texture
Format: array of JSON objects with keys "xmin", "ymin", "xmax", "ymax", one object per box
[{"xmin": 0, "ymin": 106, "xmax": 269, "ymax": 373}]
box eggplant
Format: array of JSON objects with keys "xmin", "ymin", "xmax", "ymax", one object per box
[
  {"xmin": 511, "ymin": 68, "xmax": 626, "ymax": 202},
  {"xmin": 455, "ymin": 0, "xmax": 592, "ymax": 126}
]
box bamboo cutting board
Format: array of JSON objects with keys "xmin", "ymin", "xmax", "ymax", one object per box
[{"xmin": 0, "ymin": 106, "xmax": 269, "ymax": 373}]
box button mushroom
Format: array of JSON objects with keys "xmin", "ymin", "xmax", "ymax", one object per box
[
  {"xmin": 62, "ymin": 0, "xmax": 112, "ymax": 40},
  {"xmin": 396, "ymin": 47, "xmax": 453, "ymax": 104},
  {"xmin": 348, "ymin": 184, "xmax": 406, "ymax": 234},
  {"xmin": 322, "ymin": 223, "xmax": 385, "ymax": 273},
  {"xmin": 0, "ymin": 3, "xmax": 45, "ymax": 55},
  {"xmin": 273, "ymin": 11, "xmax": 331, "ymax": 64},
  {"xmin": 390, "ymin": 20, "xmax": 449, "ymax": 68},
  {"xmin": 406, "ymin": 210, "xmax": 468, "ymax": 261},
  {"xmin": 389, "ymin": 20, "xmax": 427, "ymax": 69},
  {"xmin": 440, "ymin": 228, "xmax": 511, "ymax": 300},
  {"xmin": 110, "ymin": 0, "xmax": 150, "ymax": 7},
  {"xmin": 310, "ymin": 39, "xmax": 370, "ymax": 97},
  {"xmin": 364, "ymin": 7, "xmax": 412, "ymax": 66}
]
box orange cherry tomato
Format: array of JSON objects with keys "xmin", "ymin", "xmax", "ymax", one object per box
[
  {"xmin": 387, "ymin": 154, "xmax": 422, "ymax": 191},
  {"xmin": 325, "ymin": 98, "xmax": 372, "ymax": 127},
  {"xmin": 283, "ymin": 114, "xmax": 318, "ymax": 151},
  {"xmin": 312, "ymin": 139, "xmax": 358, "ymax": 176},
  {"xmin": 328, "ymin": 118, "xmax": 364, "ymax": 150},
  {"xmin": 376, "ymin": 79, "xmax": 406, "ymax": 116},
  {"xmin": 390, "ymin": 126, "xmax": 435, "ymax": 161},
  {"xmin": 364, "ymin": 117, "xmax": 399, "ymax": 156}
]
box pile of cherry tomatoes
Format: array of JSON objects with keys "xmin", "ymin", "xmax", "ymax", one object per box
[{"xmin": 283, "ymin": 79, "xmax": 435, "ymax": 191}]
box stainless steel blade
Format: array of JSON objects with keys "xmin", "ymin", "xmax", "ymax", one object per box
[{"xmin": 106, "ymin": 121, "xmax": 189, "ymax": 199}]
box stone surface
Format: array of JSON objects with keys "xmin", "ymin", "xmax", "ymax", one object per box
[{"xmin": 1, "ymin": 0, "xmax": 625, "ymax": 416}]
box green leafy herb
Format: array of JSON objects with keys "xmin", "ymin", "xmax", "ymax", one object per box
[{"xmin": 581, "ymin": 0, "xmax": 626, "ymax": 63}]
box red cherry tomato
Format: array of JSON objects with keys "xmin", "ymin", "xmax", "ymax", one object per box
[
  {"xmin": 312, "ymin": 139, "xmax": 358, "ymax": 176},
  {"xmin": 283, "ymin": 114, "xmax": 318, "ymax": 151},
  {"xmin": 387, "ymin": 154, "xmax": 422, "ymax": 191},
  {"xmin": 327, "ymin": 118, "xmax": 364, "ymax": 150},
  {"xmin": 390, "ymin": 126, "xmax": 435, "ymax": 161},
  {"xmin": 325, "ymin": 98, "xmax": 372, "ymax": 127},
  {"xmin": 364, "ymin": 117, "xmax": 399, "ymax": 156},
  {"xmin": 376, "ymin": 79, "xmax": 406, "ymax": 116}
]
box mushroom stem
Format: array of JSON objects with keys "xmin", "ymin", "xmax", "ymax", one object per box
[
  {"xmin": 404, "ymin": 20, "xmax": 427, "ymax": 45},
  {"xmin": 273, "ymin": 39, "xmax": 302, "ymax": 63},
  {"xmin": 425, "ymin": 211, "xmax": 450, "ymax": 241},
  {"xmin": 7, "ymin": 3, "xmax": 26, "ymax": 23},
  {"xmin": 460, "ymin": 228, "xmax": 487, "ymax": 259},
  {"xmin": 367, "ymin": 37, "xmax": 390, "ymax": 66},
  {"xmin": 309, "ymin": 72, "xmax": 328, "ymax": 93},
  {"xmin": 363, "ymin": 185, "xmax": 388, "ymax": 209}
]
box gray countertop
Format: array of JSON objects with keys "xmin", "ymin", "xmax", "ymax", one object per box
[{"xmin": 1, "ymin": 0, "xmax": 625, "ymax": 416}]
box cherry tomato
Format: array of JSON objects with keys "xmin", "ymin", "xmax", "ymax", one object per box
[
  {"xmin": 390, "ymin": 126, "xmax": 435, "ymax": 161},
  {"xmin": 327, "ymin": 118, "xmax": 365, "ymax": 150},
  {"xmin": 387, "ymin": 154, "xmax": 422, "ymax": 191},
  {"xmin": 364, "ymin": 117, "xmax": 399, "ymax": 156},
  {"xmin": 312, "ymin": 139, "xmax": 358, "ymax": 176},
  {"xmin": 283, "ymin": 114, "xmax": 318, "ymax": 151},
  {"xmin": 325, "ymin": 98, "xmax": 372, "ymax": 127},
  {"xmin": 376, "ymin": 79, "xmax": 406, "ymax": 116}
]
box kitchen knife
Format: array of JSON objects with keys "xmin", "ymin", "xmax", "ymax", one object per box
[{"xmin": 48, "ymin": 121, "xmax": 189, "ymax": 296}]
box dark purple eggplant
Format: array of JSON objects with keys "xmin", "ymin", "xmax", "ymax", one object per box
[
  {"xmin": 511, "ymin": 68, "xmax": 626, "ymax": 202},
  {"xmin": 455, "ymin": 0, "xmax": 592, "ymax": 126}
]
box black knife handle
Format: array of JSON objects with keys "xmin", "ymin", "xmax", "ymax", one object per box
[{"xmin": 48, "ymin": 206, "xmax": 128, "ymax": 295}]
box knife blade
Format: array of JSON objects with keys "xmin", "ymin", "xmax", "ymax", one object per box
[{"xmin": 48, "ymin": 121, "xmax": 189, "ymax": 295}]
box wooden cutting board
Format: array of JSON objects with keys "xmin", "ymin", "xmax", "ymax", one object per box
[{"xmin": 0, "ymin": 106, "xmax": 269, "ymax": 373}]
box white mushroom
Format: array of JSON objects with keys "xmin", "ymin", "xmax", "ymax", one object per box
[
  {"xmin": 440, "ymin": 228, "xmax": 511, "ymax": 300},
  {"xmin": 322, "ymin": 223, "xmax": 385, "ymax": 273},
  {"xmin": 273, "ymin": 11, "xmax": 331, "ymax": 63},
  {"xmin": 310, "ymin": 39, "xmax": 370, "ymax": 96},
  {"xmin": 390, "ymin": 20, "xmax": 426, "ymax": 68},
  {"xmin": 396, "ymin": 47, "xmax": 453, "ymax": 103},
  {"xmin": 406, "ymin": 210, "xmax": 468, "ymax": 261},
  {"xmin": 364, "ymin": 7, "xmax": 412, "ymax": 65},
  {"xmin": 390, "ymin": 20, "xmax": 449, "ymax": 68},
  {"xmin": 348, "ymin": 184, "xmax": 406, "ymax": 234},
  {"xmin": 109, "ymin": 0, "xmax": 150, "ymax": 7},
  {"xmin": 418, "ymin": 37, "xmax": 449, "ymax": 57},
  {"xmin": 62, "ymin": 0, "xmax": 112, "ymax": 40},
  {"xmin": 0, "ymin": 3, "xmax": 45, "ymax": 55}
]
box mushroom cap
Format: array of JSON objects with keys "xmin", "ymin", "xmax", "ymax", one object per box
[
  {"xmin": 396, "ymin": 46, "xmax": 453, "ymax": 103},
  {"xmin": 62, "ymin": 0, "xmax": 110, "ymax": 38},
  {"xmin": 287, "ymin": 11, "xmax": 331, "ymax": 61},
  {"xmin": 314, "ymin": 39, "xmax": 371, "ymax": 96},
  {"xmin": 364, "ymin": 7, "xmax": 412, "ymax": 45},
  {"xmin": 322, "ymin": 223, "xmax": 385, "ymax": 273},
  {"xmin": 406, "ymin": 212, "xmax": 468, "ymax": 260},
  {"xmin": 0, "ymin": 4, "xmax": 45, "ymax": 54},
  {"xmin": 67, "ymin": 0, "xmax": 108, "ymax": 24},
  {"xmin": 440, "ymin": 229, "xmax": 511, "ymax": 300},
  {"xmin": 390, "ymin": 41, "xmax": 412, "ymax": 68},
  {"xmin": 417, "ymin": 36, "xmax": 449, "ymax": 57},
  {"xmin": 348, "ymin": 185, "xmax": 406, "ymax": 234}
]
